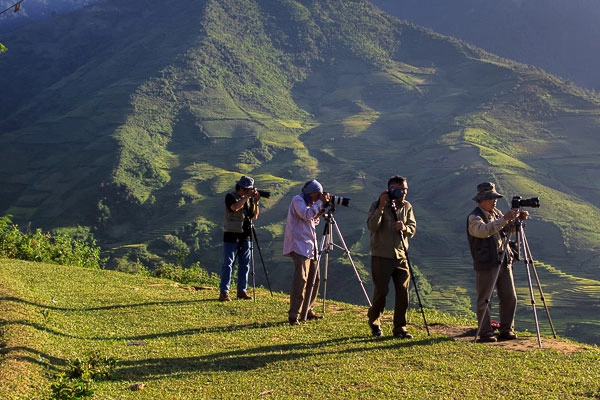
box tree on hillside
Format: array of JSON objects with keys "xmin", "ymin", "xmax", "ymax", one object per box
[{"xmin": 1, "ymin": 0, "xmax": 24, "ymax": 52}]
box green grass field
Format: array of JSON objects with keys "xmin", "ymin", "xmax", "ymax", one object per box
[{"xmin": 1, "ymin": 259, "xmax": 599, "ymax": 399}]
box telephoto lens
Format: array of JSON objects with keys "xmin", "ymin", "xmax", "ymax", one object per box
[
  {"xmin": 330, "ymin": 195, "xmax": 350, "ymax": 207},
  {"xmin": 257, "ymin": 190, "xmax": 271, "ymax": 199},
  {"xmin": 511, "ymin": 196, "xmax": 540, "ymax": 208}
]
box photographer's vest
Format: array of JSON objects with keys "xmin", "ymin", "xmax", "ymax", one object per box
[
  {"xmin": 224, "ymin": 192, "xmax": 256, "ymax": 233},
  {"xmin": 467, "ymin": 207, "xmax": 507, "ymax": 270}
]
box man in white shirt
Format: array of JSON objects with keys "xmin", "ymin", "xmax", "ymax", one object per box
[{"xmin": 283, "ymin": 180, "xmax": 330, "ymax": 325}]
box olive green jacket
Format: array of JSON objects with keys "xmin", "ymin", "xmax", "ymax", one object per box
[{"xmin": 366, "ymin": 199, "xmax": 416, "ymax": 260}]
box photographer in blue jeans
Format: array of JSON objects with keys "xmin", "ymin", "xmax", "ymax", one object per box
[{"xmin": 219, "ymin": 175, "xmax": 261, "ymax": 301}]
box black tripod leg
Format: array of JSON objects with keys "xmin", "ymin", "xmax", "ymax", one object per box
[
  {"xmin": 399, "ymin": 231, "xmax": 429, "ymax": 335},
  {"xmin": 248, "ymin": 239, "xmax": 256, "ymax": 302},
  {"xmin": 408, "ymin": 263, "xmax": 429, "ymax": 335},
  {"xmin": 473, "ymin": 249, "xmax": 507, "ymax": 342},
  {"xmin": 251, "ymin": 224, "xmax": 273, "ymax": 296}
]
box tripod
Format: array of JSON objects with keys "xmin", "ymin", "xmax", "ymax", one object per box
[
  {"xmin": 390, "ymin": 201, "xmax": 430, "ymax": 335},
  {"xmin": 245, "ymin": 216, "xmax": 273, "ymax": 301},
  {"xmin": 474, "ymin": 218, "xmax": 556, "ymax": 347},
  {"xmin": 515, "ymin": 218, "xmax": 557, "ymax": 346},
  {"xmin": 303, "ymin": 204, "xmax": 372, "ymax": 321}
]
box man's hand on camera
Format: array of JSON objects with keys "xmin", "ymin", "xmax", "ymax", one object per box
[
  {"xmin": 504, "ymin": 209, "xmax": 529, "ymax": 222},
  {"xmin": 378, "ymin": 191, "xmax": 388, "ymax": 211},
  {"xmin": 519, "ymin": 210, "xmax": 529, "ymax": 220},
  {"xmin": 321, "ymin": 192, "xmax": 331, "ymax": 204},
  {"xmin": 250, "ymin": 188, "xmax": 260, "ymax": 202},
  {"xmin": 504, "ymin": 209, "xmax": 520, "ymax": 222}
]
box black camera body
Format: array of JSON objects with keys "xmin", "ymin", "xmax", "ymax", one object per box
[
  {"xmin": 388, "ymin": 188, "xmax": 406, "ymax": 200},
  {"xmin": 512, "ymin": 196, "xmax": 540, "ymax": 209},
  {"xmin": 257, "ymin": 190, "xmax": 271, "ymax": 199}
]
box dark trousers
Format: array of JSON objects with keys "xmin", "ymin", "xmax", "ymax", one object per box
[
  {"xmin": 367, "ymin": 256, "xmax": 410, "ymax": 335},
  {"xmin": 476, "ymin": 265, "xmax": 517, "ymax": 337}
]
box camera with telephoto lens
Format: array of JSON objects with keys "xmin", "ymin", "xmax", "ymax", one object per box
[
  {"xmin": 326, "ymin": 194, "xmax": 351, "ymax": 207},
  {"xmin": 388, "ymin": 188, "xmax": 406, "ymax": 200},
  {"xmin": 511, "ymin": 195, "xmax": 540, "ymax": 209},
  {"xmin": 257, "ymin": 190, "xmax": 271, "ymax": 199}
]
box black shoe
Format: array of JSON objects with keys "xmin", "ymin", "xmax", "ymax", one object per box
[
  {"xmin": 477, "ymin": 335, "xmax": 498, "ymax": 343},
  {"xmin": 236, "ymin": 291, "xmax": 252, "ymax": 300},
  {"xmin": 370, "ymin": 324, "xmax": 382, "ymax": 337},
  {"xmin": 499, "ymin": 331, "xmax": 517, "ymax": 340},
  {"xmin": 394, "ymin": 331, "xmax": 413, "ymax": 339},
  {"xmin": 289, "ymin": 317, "xmax": 299, "ymax": 326}
]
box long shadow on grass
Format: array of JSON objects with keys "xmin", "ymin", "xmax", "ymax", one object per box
[
  {"xmin": 0, "ymin": 296, "xmax": 211, "ymax": 312},
  {"xmin": 2, "ymin": 334, "xmax": 452, "ymax": 378},
  {"xmin": 0, "ymin": 346, "xmax": 67, "ymax": 372},
  {"xmin": 0, "ymin": 318, "xmax": 285, "ymax": 341},
  {"xmin": 114, "ymin": 335, "xmax": 453, "ymax": 380}
]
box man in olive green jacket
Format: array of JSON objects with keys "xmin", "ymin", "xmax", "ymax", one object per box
[{"xmin": 366, "ymin": 175, "xmax": 416, "ymax": 338}]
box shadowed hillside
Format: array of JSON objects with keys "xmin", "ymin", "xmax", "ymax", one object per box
[
  {"xmin": 0, "ymin": 0, "xmax": 599, "ymax": 344},
  {"xmin": 372, "ymin": 0, "xmax": 600, "ymax": 91}
]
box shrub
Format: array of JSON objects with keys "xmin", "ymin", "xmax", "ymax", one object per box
[
  {"xmin": 153, "ymin": 262, "xmax": 219, "ymax": 287},
  {"xmin": 48, "ymin": 351, "xmax": 117, "ymax": 400},
  {"xmin": 0, "ymin": 215, "xmax": 101, "ymax": 268}
]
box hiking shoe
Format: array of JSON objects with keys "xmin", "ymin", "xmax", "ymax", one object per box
[
  {"xmin": 477, "ymin": 334, "xmax": 498, "ymax": 343},
  {"xmin": 289, "ymin": 317, "xmax": 299, "ymax": 326},
  {"xmin": 499, "ymin": 331, "xmax": 517, "ymax": 340},
  {"xmin": 218, "ymin": 292, "xmax": 231, "ymax": 302},
  {"xmin": 394, "ymin": 331, "xmax": 413, "ymax": 339},
  {"xmin": 369, "ymin": 323, "xmax": 382, "ymax": 337},
  {"xmin": 236, "ymin": 291, "xmax": 252, "ymax": 300}
]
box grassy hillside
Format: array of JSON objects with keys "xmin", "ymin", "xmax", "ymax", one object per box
[
  {"xmin": 1, "ymin": 0, "xmax": 600, "ymax": 345},
  {"xmin": 1, "ymin": 259, "xmax": 599, "ymax": 399}
]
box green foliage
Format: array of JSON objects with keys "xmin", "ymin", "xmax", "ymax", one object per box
[
  {"xmin": 164, "ymin": 235, "xmax": 189, "ymax": 265},
  {"xmin": 153, "ymin": 261, "xmax": 219, "ymax": 287},
  {"xmin": 0, "ymin": 43, "xmax": 6, "ymax": 53},
  {"xmin": 48, "ymin": 351, "xmax": 117, "ymax": 400},
  {"xmin": 0, "ymin": 215, "xmax": 101, "ymax": 268},
  {"xmin": 49, "ymin": 372, "xmax": 95, "ymax": 400}
]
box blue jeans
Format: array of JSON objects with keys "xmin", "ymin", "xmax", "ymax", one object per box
[{"xmin": 220, "ymin": 240, "xmax": 251, "ymax": 293}]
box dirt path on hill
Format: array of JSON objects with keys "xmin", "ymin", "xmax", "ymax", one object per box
[{"xmin": 427, "ymin": 323, "xmax": 586, "ymax": 354}]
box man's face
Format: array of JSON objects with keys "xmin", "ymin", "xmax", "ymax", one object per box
[
  {"xmin": 309, "ymin": 191, "xmax": 322, "ymax": 203},
  {"xmin": 479, "ymin": 198, "xmax": 497, "ymax": 213},
  {"xmin": 238, "ymin": 187, "xmax": 252, "ymax": 196},
  {"xmin": 389, "ymin": 181, "xmax": 408, "ymax": 202}
]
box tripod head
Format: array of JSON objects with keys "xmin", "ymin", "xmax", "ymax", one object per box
[{"xmin": 322, "ymin": 201, "xmax": 337, "ymax": 221}]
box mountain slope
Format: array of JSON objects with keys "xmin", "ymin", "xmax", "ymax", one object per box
[
  {"xmin": 0, "ymin": 0, "xmax": 599, "ymax": 344},
  {"xmin": 372, "ymin": 0, "xmax": 600, "ymax": 91}
]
